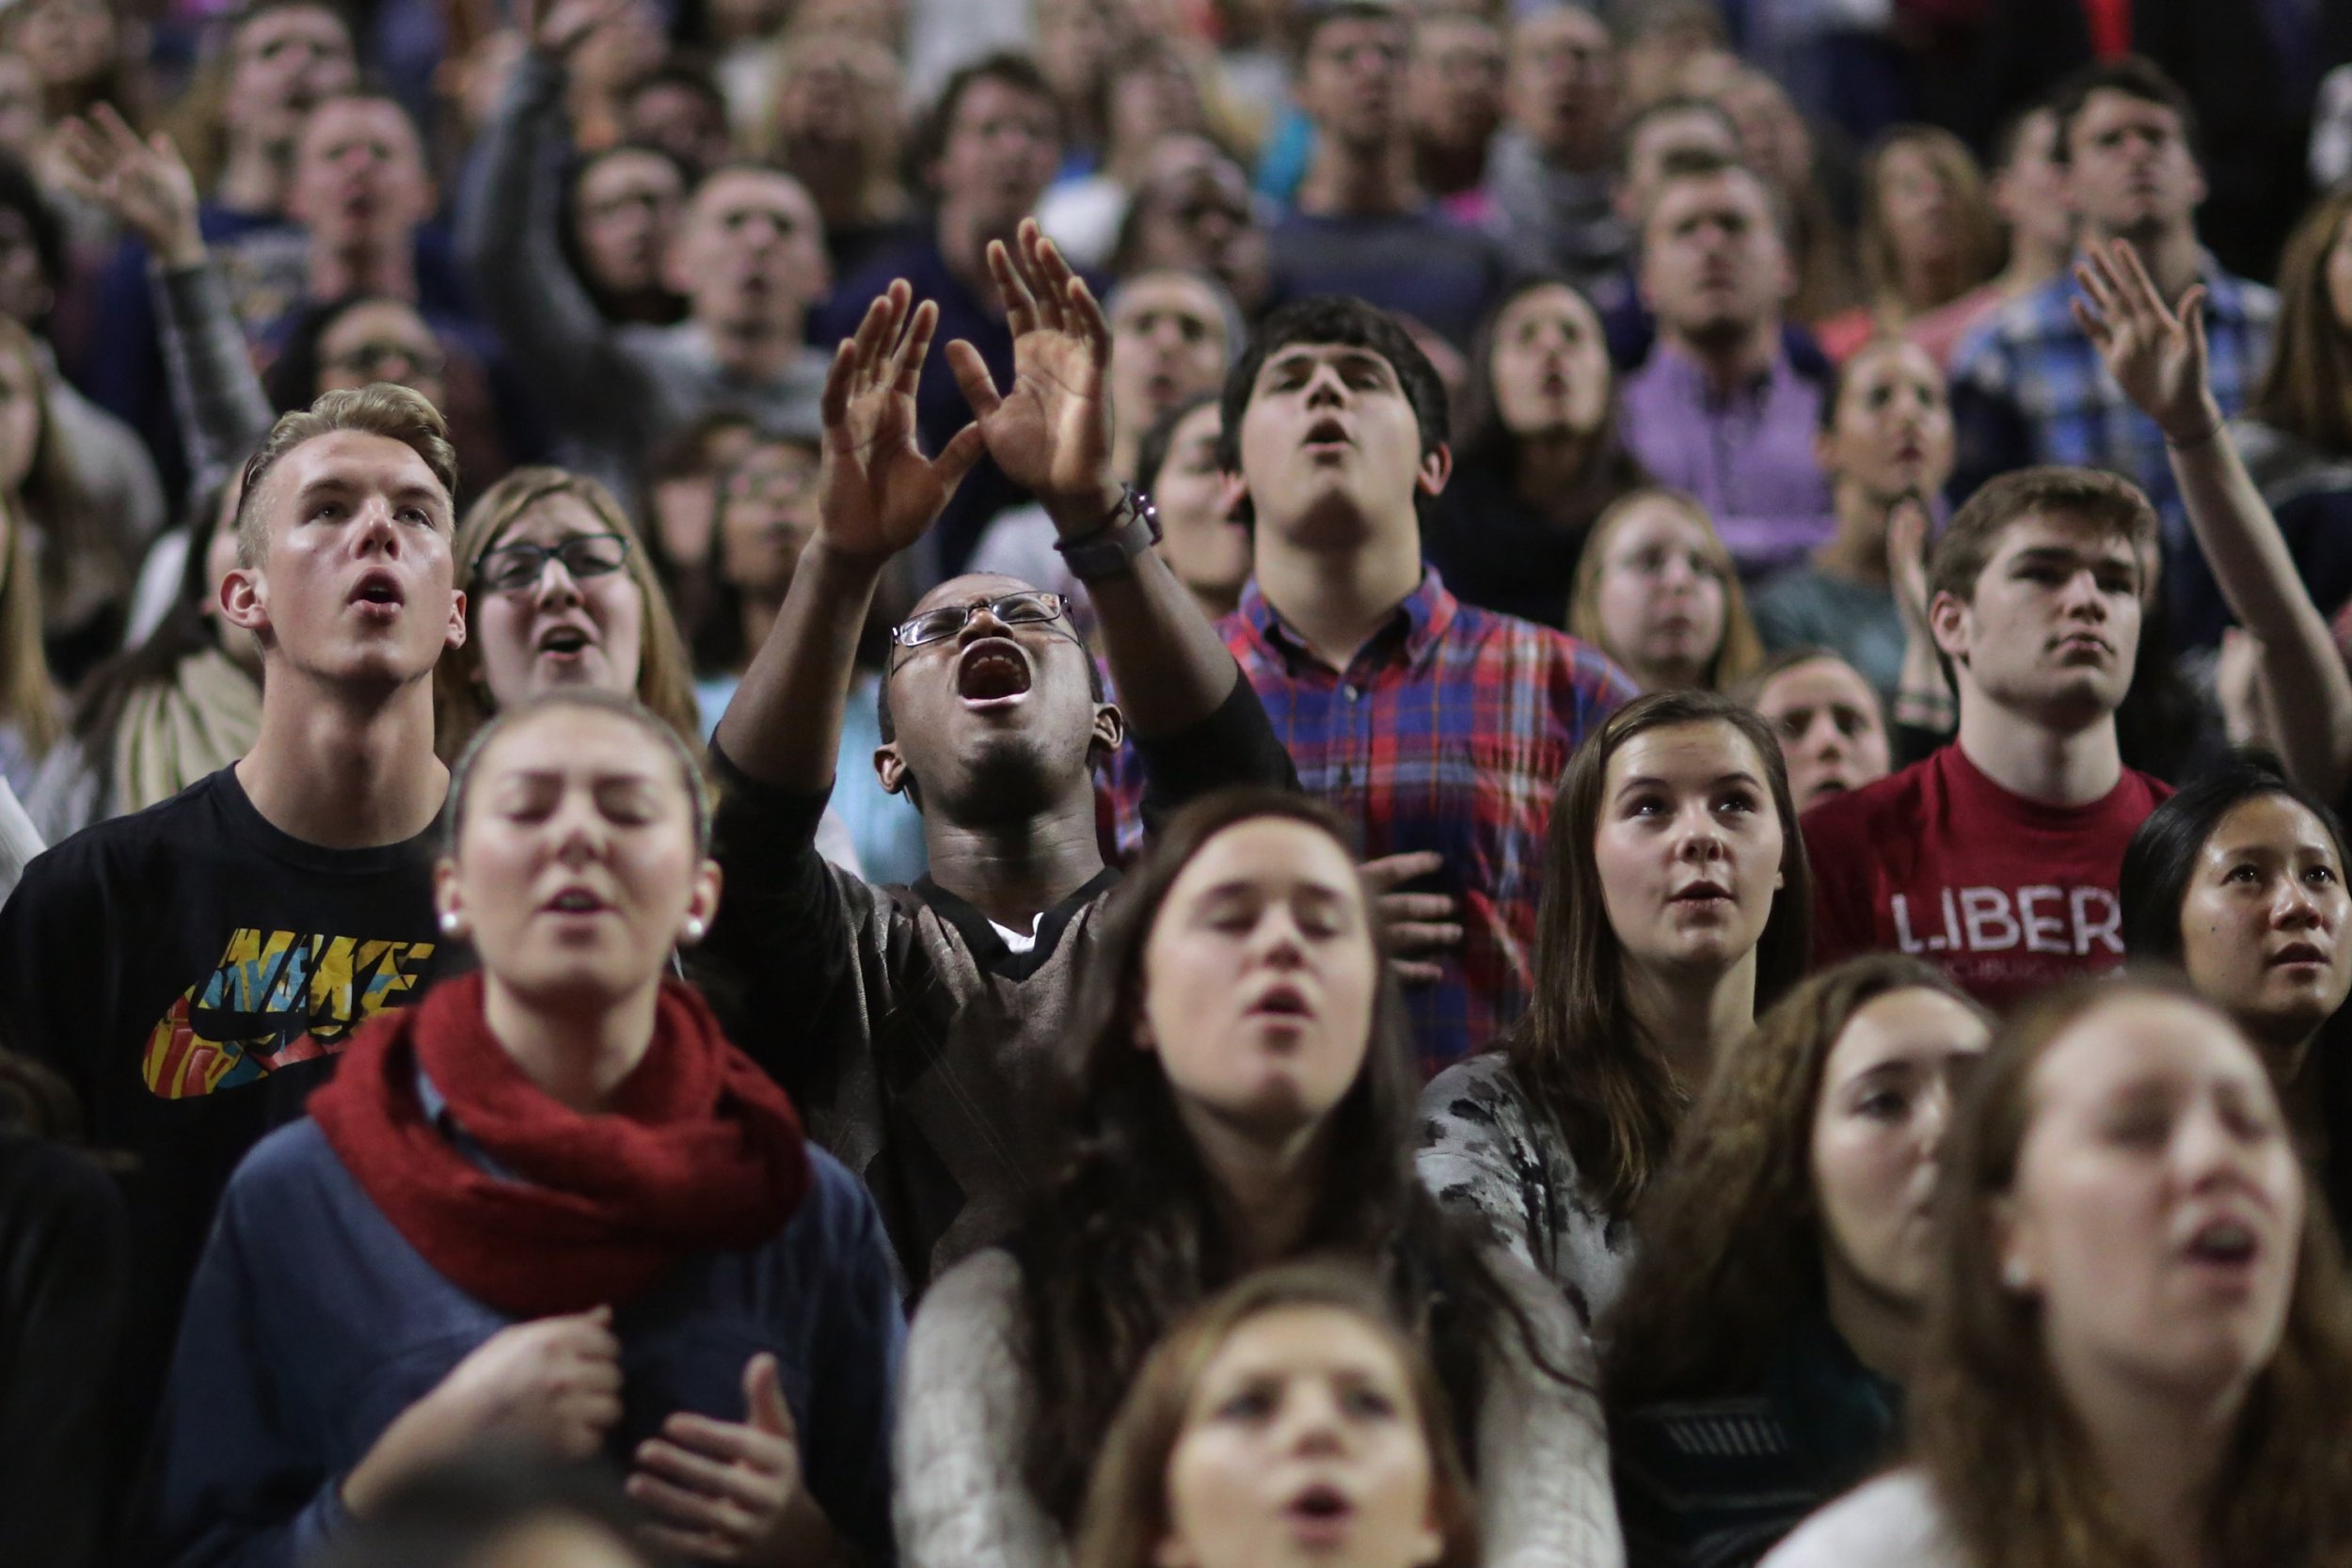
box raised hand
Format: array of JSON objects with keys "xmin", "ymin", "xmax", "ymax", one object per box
[
  {"xmin": 628, "ymin": 1352, "xmax": 812, "ymax": 1565},
  {"xmin": 53, "ymin": 105, "xmax": 202, "ymax": 268},
  {"xmin": 1885, "ymin": 492, "xmax": 1934, "ymax": 634},
  {"xmin": 2072, "ymin": 237, "xmax": 2219, "ymax": 445},
  {"xmin": 1360, "ymin": 851, "xmax": 1461, "ymax": 988},
  {"xmin": 946, "ymin": 218, "xmax": 1120, "ymax": 530},
  {"xmin": 817, "ymin": 279, "xmax": 987, "ymax": 563}
]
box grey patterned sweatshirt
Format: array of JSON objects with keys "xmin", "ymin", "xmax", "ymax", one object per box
[{"xmin": 1417, "ymin": 1052, "xmax": 1632, "ymax": 1331}]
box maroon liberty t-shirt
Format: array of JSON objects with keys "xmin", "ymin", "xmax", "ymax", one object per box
[{"xmin": 1801, "ymin": 744, "xmax": 2171, "ymax": 1012}]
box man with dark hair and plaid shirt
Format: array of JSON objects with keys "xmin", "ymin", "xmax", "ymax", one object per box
[
  {"xmin": 1112, "ymin": 293, "xmax": 1636, "ymax": 1075},
  {"xmin": 1947, "ymin": 56, "xmax": 2276, "ymax": 648}
]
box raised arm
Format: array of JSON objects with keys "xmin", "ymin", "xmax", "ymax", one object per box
[
  {"xmin": 946, "ymin": 221, "xmax": 1239, "ymax": 738},
  {"xmin": 454, "ymin": 0, "xmax": 644, "ymax": 435},
  {"xmin": 714, "ymin": 282, "xmax": 985, "ymax": 791},
  {"xmin": 2076, "ymin": 239, "xmax": 2352, "ymax": 798},
  {"xmin": 54, "ymin": 107, "xmax": 271, "ymax": 499}
]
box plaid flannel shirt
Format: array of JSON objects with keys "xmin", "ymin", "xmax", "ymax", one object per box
[{"xmin": 1109, "ymin": 568, "xmax": 1636, "ymax": 1075}]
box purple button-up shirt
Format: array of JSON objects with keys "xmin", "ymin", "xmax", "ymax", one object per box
[{"xmin": 1619, "ymin": 339, "xmax": 1834, "ymax": 577}]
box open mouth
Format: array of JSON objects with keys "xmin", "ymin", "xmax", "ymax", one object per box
[
  {"xmin": 956, "ymin": 639, "xmax": 1033, "ymax": 705},
  {"xmin": 542, "ymin": 887, "xmax": 609, "ymax": 915},
  {"xmin": 1671, "ymin": 880, "xmax": 1732, "ymax": 906},
  {"xmin": 1248, "ymin": 983, "xmax": 1312, "ymax": 1020},
  {"xmin": 2183, "ymin": 1216, "xmax": 2260, "ymax": 1272},
  {"xmin": 350, "ymin": 571, "xmax": 404, "ymax": 612},
  {"xmin": 1283, "ymin": 1483, "xmax": 1356, "ymax": 1543},
  {"xmin": 1302, "ymin": 416, "xmax": 1352, "ymax": 454},
  {"xmin": 537, "ymin": 624, "xmax": 592, "ymax": 656}
]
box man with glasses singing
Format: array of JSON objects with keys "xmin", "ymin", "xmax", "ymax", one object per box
[{"xmin": 704, "ymin": 225, "xmax": 1294, "ymax": 1291}]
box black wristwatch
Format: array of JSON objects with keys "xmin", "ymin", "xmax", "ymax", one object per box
[{"xmin": 1054, "ymin": 483, "xmax": 1162, "ymax": 582}]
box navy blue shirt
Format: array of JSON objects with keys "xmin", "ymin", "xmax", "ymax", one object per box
[{"xmin": 144, "ymin": 1117, "xmax": 904, "ymax": 1568}]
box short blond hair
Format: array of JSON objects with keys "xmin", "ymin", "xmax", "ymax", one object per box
[{"xmin": 235, "ymin": 383, "xmax": 458, "ymax": 568}]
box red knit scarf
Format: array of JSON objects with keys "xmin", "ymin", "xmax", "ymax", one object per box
[{"xmin": 310, "ymin": 972, "xmax": 811, "ymax": 1317}]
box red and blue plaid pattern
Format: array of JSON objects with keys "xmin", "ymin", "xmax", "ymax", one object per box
[{"xmin": 1112, "ymin": 568, "xmax": 1636, "ymax": 1076}]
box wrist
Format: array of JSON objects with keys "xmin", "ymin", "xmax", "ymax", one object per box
[
  {"xmin": 2162, "ymin": 401, "xmax": 2226, "ymax": 449},
  {"xmin": 804, "ymin": 535, "xmax": 897, "ymax": 579},
  {"xmin": 1044, "ymin": 478, "xmax": 1123, "ymax": 538}
]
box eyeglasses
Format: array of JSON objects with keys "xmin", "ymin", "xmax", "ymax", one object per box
[
  {"xmin": 474, "ymin": 532, "xmax": 632, "ymax": 594},
  {"xmin": 889, "ymin": 590, "xmax": 1072, "ymax": 649},
  {"xmin": 325, "ymin": 341, "xmax": 450, "ymax": 380}
]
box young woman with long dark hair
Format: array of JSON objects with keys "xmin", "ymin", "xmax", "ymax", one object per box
[
  {"xmin": 1420, "ymin": 690, "xmax": 1811, "ymax": 1328},
  {"xmin": 897, "ymin": 789, "xmax": 1620, "ymax": 1568},
  {"xmin": 1608, "ymin": 955, "xmax": 1992, "ymax": 1568}
]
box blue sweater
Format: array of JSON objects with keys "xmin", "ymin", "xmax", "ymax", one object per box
[{"xmin": 143, "ymin": 1118, "xmax": 904, "ymax": 1568}]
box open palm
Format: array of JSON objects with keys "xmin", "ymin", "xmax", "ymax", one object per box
[
  {"xmin": 946, "ymin": 220, "xmax": 1116, "ymax": 517},
  {"xmin": 54, "ymin": 104, "xmax": 199, "ymax": 263},
  {"xmin": 816, "ymin": 280, "xmax": 985, "ymax": 562},
  {"xmin": 2072, "ymin": 237, "xmax": 2214, "ymax": 440}
]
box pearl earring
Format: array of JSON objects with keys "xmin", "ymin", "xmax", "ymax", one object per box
[
  {"xmin": 2003, "ymin": 1258, "xmax": 2031, "ymax": 1291},
  {"xmin": 437, "ymin": 911, "xmax": 462, "ymax": 937},
  {"xmin": 682, "ymin": 917, "xmax": 707, "ymax": 943}
]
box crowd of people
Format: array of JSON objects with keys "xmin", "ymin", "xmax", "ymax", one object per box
[{"xmin": 2, "ymin": 0, "xmax": 2352, "ymax": 1565}]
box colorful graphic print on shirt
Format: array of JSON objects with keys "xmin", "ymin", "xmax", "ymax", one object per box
[{"xmin": 142, "ymin": 928, "xmax": 437, "ymax": 1099}]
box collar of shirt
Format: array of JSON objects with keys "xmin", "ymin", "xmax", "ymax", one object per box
[
  {"xmin": 415, "ymin": 1056, "xmax": 526, "ymax": 1183},
  {"xmin": 1234, "ymin": 564, "xmax": 1461, "ymax": 684},
  {"xmin": 1646, "ymin": 335, "xmax": 1796, "ymax": 413}
]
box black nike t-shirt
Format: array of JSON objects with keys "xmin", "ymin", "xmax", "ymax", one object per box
[{"xmin": 0, "ymin": 765, "xmax": 448, "ymax": 1489}]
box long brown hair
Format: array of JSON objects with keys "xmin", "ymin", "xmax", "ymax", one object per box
[
  {"xmin": 1567, "ymin": 488, "xmax": 1764, "ymax": 690},
  {"xmin": 1914, "ymin": 973, "xmax": 2352, "ymax": 1568},
  {"xmin": 0, "ymin": 313, "xmax": 112, "ymax": 654},
  {"xmin": 436, "ymin": 467, "xmax": 702, "ymax": 764},
  {"xmin": 1605, "ymin": 954, "xmax": 1988, "ymax": 1407},
  {"xmin": 1505, "ymin": 690, "xmax": 1813, "ymax": 1222},
  {"xmin": 1854, "ymin": 125, "xmax": 2003, "ymax": 320},
  {"xmin": 1013, "ymin": 787, "xmax": 1582, "ymax": 1528},
  {"xmin": 1073, "ymin": 1261, "xmax": 1480, "ymax": 1568},
  {"xmin": 2249, "ymin": 186, "xmax": 2352, "ymax": 458}
]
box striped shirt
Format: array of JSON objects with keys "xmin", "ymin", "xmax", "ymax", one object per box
[{"xmin": 1113, "ymin": 568, "xmax": 1636, "ymax": 1073}]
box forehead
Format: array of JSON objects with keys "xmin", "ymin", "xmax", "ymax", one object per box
[
  {"xmin": 581, "ymin": 150, "xmax": 681, "ymax": 197},
  {"xmin": 2031, "ymin": 996, "xmax": 2261, "ymax": 1112},
  {"xmin": 1252, "ymin": 339, "xmax": 1398, "ymax": 386},
  {"xmin": 950, "ymin": 75, "xmax": 1057, "ymax": 130},
  {"xmin": 911, "ymin": 571, "xmax": 1033, "ymax": 616},
  {"xmin": 1759, "ymin": 657, "xmax": 1876, "ymax": 714},
  {"xmin": 1197, "ymin": 1307, "xmax": 1406, "ymax": 1384},
  {"xmin": 2204, "ymin": 792, "xmax": 2339, "ymax": 858},
  {"xmin": 1606, "ymin": 718, "xmax": 1766, "ymax": 783},
  {"xmin": 691, "ymin": 168, "xmax": 814, "ymax": 221},
  {"xmin": 1309, "ymin": 16, "xmax": 1406, "ymax": 59},
  {"xmin": 1842, "ymin": 340, "xmax": 1942, "ymax": 397},
  {"xmin": 238, "ymin": 5, "xmax": 348, "ymax": 50},
  {"xmin": 2073, "ymin": 87, "xmax": 2183, "ymax": 145},
  {"xmin": 1169, "ymin": 402, "xmax": 1222, "ymax": 443},
  {"xmin": 1983, "ymin": 508, "xmax": 2137, "ymax": 569},
  {"xmin": 1518, "ymin": 7, "xmax": 1607, "ymax": 51},
  {"xmin": 1112, "ymin": 274, "xmax": 1221, "ymax": 325},
  {"xmin": 1651, "ymin": 168, "xmax": 1772, "ymax": 231},
  {"xmin": 320, "ymin": 299, "xmax": 433, "ymax": 346},
  {"xmin": 738, "ymin": 436, "xmax": 819, "ymax": 471},
  {"xmin": 492, "ymin": 491, "xmax": 605, "ymax": 545},
  {"xmin": 273, "ymin": 428, "xmax": 443, "ymax": 502},
  {"xmin": 1829, "ymin": 987, "xmax": 1988, "ymax": 1076},
  {"xmin": 1416, "ymin": 15, "xmax": 1498, "ymax": 54},
  {"xmin": 1499, "ymin": 282, "xmax": 1597, "ymax": 334},
  {"xmin": 1170, "ymin": 816, "xmax": 1362, "ymax": 897},
  {"xmin": 1633, "ymin": 109, "xmax": 1738, "ymax": 166},
  {"xmin": 475, "ymin": 708, "xmax": 682, "ymax": 788},
  {"xmin": 301, "ymin": 99, "xmax": 418, "ymax": 152},
  {"xmin": 1605, "ymin": 498, "xmax": 1711, "ymax": 553}
]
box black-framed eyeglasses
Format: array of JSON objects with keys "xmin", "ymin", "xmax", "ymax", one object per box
[
  {"xmin": 889, "ymin": 590, "xmax": 1072, "ymax": 649},
  {"xmin": 474, "ymin": 533, "xmax": 632, "ymax": 594}
]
